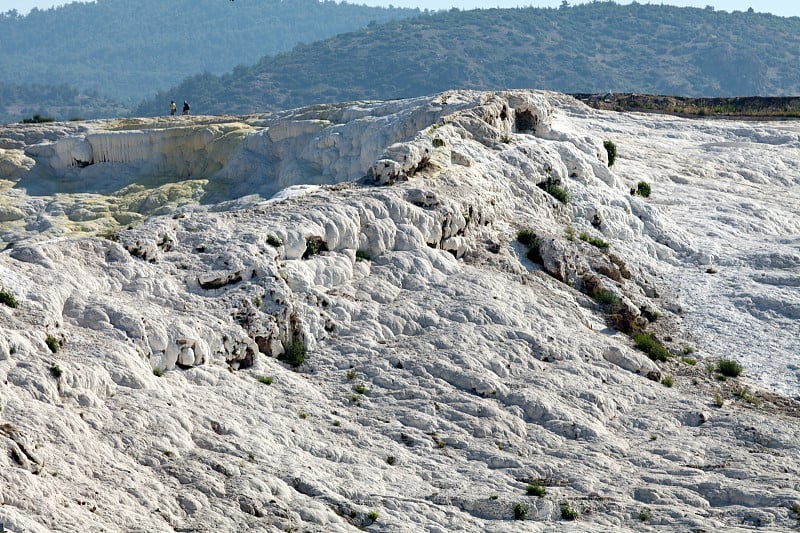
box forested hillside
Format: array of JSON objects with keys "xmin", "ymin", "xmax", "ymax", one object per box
[
  {"xmin": 0, "ymin": 0, "xmax": 419, "ymax": 122},
  {"xmin": 135, "ymin": 2, "xmax": 800, "ymax": 116}
]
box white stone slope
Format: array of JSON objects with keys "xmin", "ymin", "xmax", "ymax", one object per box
[{"xmin": 0, "ymin": 90, "xmax": 798, "ymax": 532}]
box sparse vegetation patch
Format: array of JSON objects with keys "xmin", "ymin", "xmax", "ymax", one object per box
[
  {"xmin": 716, "ymin": 358, "xmax": 743, "ymax": 377},
  {"xmin": 604, "ymin": 140, "xmax": 617, "ymax": 167},
  {"xmin": 0, "ymin": 288, "xmax": 19, "ymax": 308},
  {"xmin": 45, "ymin": 334, "xmax": 60, "ymax": 353},
  {"xmin": 281, "ymin": 339, "xmax": 307, "ymax": 367},
  {"xmin": 632, "ymin": 332, "xmax": 670, "ymax": 362}
]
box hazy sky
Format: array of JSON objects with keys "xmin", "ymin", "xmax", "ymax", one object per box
[{"xmin": 0, "ymin": 0, "xmax": 798, "ymax": 17}]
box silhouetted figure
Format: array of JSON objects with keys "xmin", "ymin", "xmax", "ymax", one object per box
[
  {"xmin": 591, "ymin": 213, "xmax": 602, "ymax": 229},
  {"xmin": 170, "ymin": 100, "xmax": 177, "ymax": 116},
  {"xmin": 182, "ymin": 101, "xmax": 191, "ymax": 115}
]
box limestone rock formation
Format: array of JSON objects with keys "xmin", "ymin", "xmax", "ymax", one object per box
[{"xmin": 0, "ymin": 90, "xmax": 798, "ymax": 532}]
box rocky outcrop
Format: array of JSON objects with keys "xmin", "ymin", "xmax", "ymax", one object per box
[{"xmin": 0, "ymin": 90, "xmax": 798, "ymax": 532}]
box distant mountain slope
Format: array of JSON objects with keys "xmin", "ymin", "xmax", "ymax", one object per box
[
  {"xmin": 0, "ymin": 82, "xmax": 122, "ymax": 125},
  {"xmin": 136, "ymin": 3, "xmax": 800, "ymax": 116},
  {"xmin": 0, "ymin": 0, "xmax": 420, "ymax": 105}
]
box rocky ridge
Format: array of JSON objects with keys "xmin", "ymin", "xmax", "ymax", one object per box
[{"xmin": 0, "ymin": 90, "xmax": 798, "ymax": 532}]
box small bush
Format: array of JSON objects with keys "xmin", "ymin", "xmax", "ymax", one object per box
[
  {"xmin": 538, "ymin": 182, "xmax": 570, "ymax": 204},
  {"xmin": 717, "ymin": 359, "xmax": 743, "ymax": 377},
  {"xmin": 282, "ymin": 340, "xmax": 306, "ymax": 367},
  {"xmin": 49, "ymin": 363, "xmax": 63, "ymax": 379},
  {"xmin": 632, "ymin": 333, "xmax": 670, "ymax": 362},
  {"xmin": 604, "ymin": 140, "xmax": 617, "ymax": 167},
  {"xmin": 560, "ymin": 500, "xmax": 579, "ymax": 521},
  {"xmin": 353, "ymin": 384, "xmax": 367, "ymax": 395},
  {"xmin": 152, "ymin": 367, "xmax": 164, "ymax": 377},
  {"xmin": 579, "ymin": 232, "xmax": 609, "ymax": 249},
  {"xmin": 367, "ymin": 510, "xmax": 379, "ymax": 522},
  {"xmin": 593, "ymin": 288, "xmax": 620, "ymax": 306},
  {"xmin": 681, "ymin": 357, "xmax": 697, "ymax": 366},
  {"xmin": 513, "ymin": 502, "xmax": 529, "ymax": 521},
  {"xmin": 638, "ymin": 508, "xmax": 652, "ymax": 522},
  {"xmin": 355, "ymin": 250, "xmax": 372, "ymax": 262},
  {"xmin": 733, "ymin": 385, "xmax": 757, "ymax": 405},
  {"xmin": 565, "ymin": 226, "xmax": 576, "ymax": 241},
  {"xmin": 22, "ymin": 114, "xmax": 55, "ymax": 124},
  {"xmin": 526, "ymin": 481, "xmax": 546, "ymax": 497},
  {"xmin": 266, "ymin": 234, "xmax": 283, "ymax": 247},
  {"xmin": 682, "ymin": 346, "xmax": 696, "ymax": 355},
  {"xmin": 713, "ymin": 393, "xmax": 725, "ymax": 408},
  {"xmin": 661, "ymin": 375, "xmax": 675, "ymax": 387},
  {"xmin": 517, "ymin": 229, "xmax": 542, "ymax": 263},
  {"xmin": 516, "ymin": 229, "xmax": 537, "ymax": 247},
  {"xmin": 346, "ymin": 368, "xmax": 357, "ymax": 380},
  {"xmin": 0, "ymin": 288, "xmax": 19, "ymax": 308},
  {"xmin": 302, "ymin": 236, "xmax": 328, "ymax": 259},
  {"xmin": 299, "ymin": 412, "xmax": 308, "ymax": 419},
  {"xmin": 636, "ymin": 181, "xmax": 652, "ymax": 198},
  {"xmin": 45, "ymin": 334, "xmax": 60, "ymax": 353},
  {"xmin": 257, "ymin": 375, "xmax": 273, "ymax": 385},
  {"xmin": 489, "ymin": 494, "xmax": 499, "ymax": 500}
]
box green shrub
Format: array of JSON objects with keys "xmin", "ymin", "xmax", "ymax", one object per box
[
  {"xmin": 593, "ymin": 288, "xmax": 620, "ymax": 306},
  {"xmin": 681, "ymin": 357, "xmax": 697, "ymax": 366},
  {"xmin": 49, "ymin": 363, "xmax": 63, "ymax": 379},
  {"xmin": 565, "ymin": 226, "xmax": 576, "ymax": 241},
  {"xmin": 367, "ymin": 510, "xmax": 379, "ymax": 522},
  {"xmin": 713, "ymin": 392, "xmax": 725, "ymax": 407},
  {"xmin": 513, "ymin": 502, "xmax": 529, "ymax": 521},
  {"xmin": 152, "ymin": 367, "xmax": 164, "ymax": 377},
  {"xmin": 355, "ymin": 250, "xmax": 372, "ymax": 262},
  {"xmin": 636, "ymin": 181, "xmax": 651, "ymax": 198},
  {"xmin": 0, "ymin": 288, "xmax": 19, "ymax": 308},
  {"xmin": 638, "ymin": 508, "xmax": 652, "ymax": 522},
  {"xmin": 346, "ymin": 368, "xmax": 357, "ymax": 380},
  {"xmin": 302, "ymin": 236, "xmax": 328, "ymax": 259},
  {"xmin": 526, "ymin": 481, "xmax": 546, "ymax": 497},
  {"xmin": 716, "ymin": 359, "xmax": 743, "ymax": 377},
  {"xmin": 516, "ymin": 229, "xmax": 537, "ymax": 247},
  {"xmin": 579, "ymin": 232, "xmax": 609, "ymax": 249},
  {"xmin": 517, "ymin": 229, "xmax": 542, "ymax": 263},
  {"xmin": 282, "ymin": 340, "xmax": 306, "ymax": 367},
  {"xmin": 733, "ymin": 385, "xmax": 757, "ymax": 405},
  {"xmin": 257, "ymin": 375, "xmax": 273, "ymax": 385},
  {"xmin": 560, "ymin": 500, "xmax": 579, "ymax": 520},
  {"xmin": 538, "ymin": 182, "xmax": 570, "ymax": 204},
  {"xmin": 661, "ymin": 375, "xmax": 674, "ymax": 387},
  {"xmin": 604, "ymin": 140, "xmax": 617, "ymax": 167},
  {"xmin": 632, "ymin": 333, "xmax": 670, "ymax": 362},
  {"xmin": 266, "ymin": 234, "xmax": 283, "ymax": 247},
  {"xmin": 353, "ymin": 384, "xmax": 367, "ymax": 395},
  {"xmin": 45, "ymin": 334, "xmax": 60, "ymax": 353},
  {"xmin": 22, "ymin": 114, "xmax": 55, "ymax": 124}
]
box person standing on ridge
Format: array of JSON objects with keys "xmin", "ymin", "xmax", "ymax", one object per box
[
  {"xmin": 182, "ymin": 101, "xmax": 191, "ymax": 115},
  {"xmin": 170, "ymin": 100, "xmax": 177, "ymax": 116}
]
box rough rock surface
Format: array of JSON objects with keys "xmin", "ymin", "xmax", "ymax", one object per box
[{"xmin": 0, "ymin": 90, "xmax": 798, "ymax": 532}]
